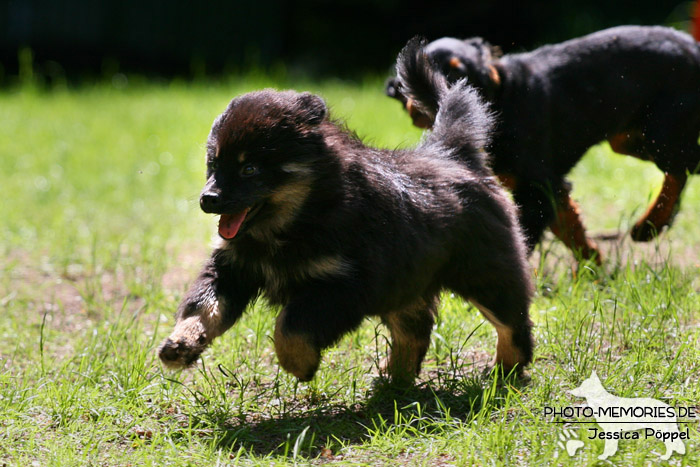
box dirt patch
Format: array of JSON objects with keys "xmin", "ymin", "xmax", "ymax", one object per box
[
  {"xmin": 160, "ymin": 242, "xmax": 209, "ymax": 293},
  {"xmin": 0, "ymin": 244, "xmax": 209, "ymax": 362}
]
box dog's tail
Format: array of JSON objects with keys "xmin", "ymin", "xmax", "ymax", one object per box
[{"xmin": 396, "ymin": 36, "xmax": 493, "ymax": 173}]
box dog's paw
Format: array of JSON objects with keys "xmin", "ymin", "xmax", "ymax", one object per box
[
  {"xmin": 157, "ymin": 337, "xmax": 205, "ymax": 369},
  {"xmin": 630, "ymin": 221, "xmax": 659, "ymax": 242},
  {"xmin": 558, "ymin": 428, "xmax": 584, "ymax": 457},
  {"xmin": 378, "ymin": 355, "xmax": 418, "ymax": 387},
  {"xmin": 157, "ymin": 317, "xmax": 210, "ymax": 369}
]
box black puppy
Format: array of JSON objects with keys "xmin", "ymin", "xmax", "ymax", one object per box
[
  {"xmin": 389, "ymin": 27, "xmax": 700, "ymax": 262},
  {"xmin": 158, "ymin": 78, "xmax": 533, "ymax": 383}
]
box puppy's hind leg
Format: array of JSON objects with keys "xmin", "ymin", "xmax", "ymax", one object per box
[
  {"xmin": 630, "ymin": 101, "xmax": 700, "ymax": 241},
  {"xmin": 470, "ymin": 298, "xmax": 533, "ymax": 375},
  {"xmin": 380, "ymin": 297, "xmax": 438, "ymax": 385},
  {"xmin": 631, "ymin": 171, "xmax": 687, "ymax": 242},
  {"xmin": 448, "ymin": 255, "xmax": 534, "ymax": 374}
]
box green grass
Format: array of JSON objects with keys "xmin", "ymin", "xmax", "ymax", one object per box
[{"xmin": 1, "ymin": 76, "xmax": 698, "ymax": 466}]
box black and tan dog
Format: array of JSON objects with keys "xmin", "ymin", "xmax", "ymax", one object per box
[
  {"xmin": 158, "ymin": 78, "xmax": 534, "ymax": 383},
  {"xmin": 388, "ymin": 27, "xmax": 700, "ymax": 263}
]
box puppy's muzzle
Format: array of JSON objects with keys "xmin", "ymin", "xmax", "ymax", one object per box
[{"xmin": 200, "ymin": 191, "xmax": 222, "ymax": 213}]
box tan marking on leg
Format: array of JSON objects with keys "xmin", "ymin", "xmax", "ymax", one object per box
[
  {"xmin": 632, "ymin": 172, "xmax": 686, "ymax": 241},
  {"xmin": 158, "ymin": 293, "xmax": 228, "ymax": 369},
  {"xmin": 381, "ymin": 301, "xmax": 433, "ymax": 383},
  {"xmin": 471, "ymin": 301, "xmax": 524, "ymax": 372},
  {"xmin": 471, "ymin": 300, "xmax": 504, "ymax": 327},
  {"xmin": 549, "ymin": 192, "xmax": 601, "ymax": 264},
  {"xmin": 494, "ymin": 326, "xmax": 524, "ymax": 371},
  {"xmin": 172, "ymin": 293, "xmax": 226, "ymax": 340},
  {"xmin": 274, "ymin": 309, "xmax": 320, "ymax": 381}
]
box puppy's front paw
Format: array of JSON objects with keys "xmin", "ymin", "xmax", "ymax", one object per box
[{"xmin": 158, "ymin": 317, "xmax": 210, "ymax": 369}]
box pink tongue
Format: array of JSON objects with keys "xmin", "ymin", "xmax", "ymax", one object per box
[{"xmin": 218, "ymin": 210, "xmax": 248, "ymax": 239}]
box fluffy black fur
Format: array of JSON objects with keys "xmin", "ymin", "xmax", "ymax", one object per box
[
  {"xmin": 389, "ymin": 27, "xmax": 700, "ymax": 260},
  {"xmin": 158, "ymin": 85, "xmax": 534, "ymax": 383}
]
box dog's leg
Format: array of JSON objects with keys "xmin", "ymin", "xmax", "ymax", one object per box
[
  {"xmin": 274, "ymin": 290, "xmax": 365, "ymax": 381},
  {"xmin": 449, "ymin": 251, "xmax": 533, "ymax": 374},
  {"xmin": 631, "ymin": 172, "xmax": 687, "ymax": 241},
  {"xmin": 380, "ymin": 298, "xmax": 437, "ymax": 384},
  {"xmin": 608, "ymin": 131, "xmax": 646, "ymax": 160},
  {"xmin": 501, "ymin": 175, "xmax": 600, "ymax": 263},
  {"xmin": 470, "ymin": 300, "xmax": 533, "ymax": 374},
  {"xmin": 549, "ymin": 189, "xmax": 602, "ymax": 264},
  {"xmin": 512, "ymin": 182, "xmax": 559, "ymax": 253},
  {"xmin": 158, "ymin": 250, "xmax": 258, "ymax": 369}
]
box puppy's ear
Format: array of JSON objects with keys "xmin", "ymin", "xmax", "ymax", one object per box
[
  {"xmin": 296, "ymin": 92, "xmax": 327, "ymax": 125},
  {"xmin": 463, "ymin": 38, "xmax": 500, "ymax": 62}
]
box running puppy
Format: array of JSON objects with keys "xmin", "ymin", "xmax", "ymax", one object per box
[
  {"xmin": 158, "ymin": 78, "xmax": 533, "ymax": 383},
  {"xmin": 389, "ymin": 27, "xmax": 700, "ymax": 262}
]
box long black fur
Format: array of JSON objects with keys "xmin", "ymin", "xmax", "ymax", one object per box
[
  {"xmin": 395, "ymin": 37, "xmax": 444, "ymax": 122},
  {"xmin": 389, "ymin": 27, "xmax": 700, "ymax": 256},
  {"xmin": 158, "ymin": 84, "xmax": 534, "ymax": 383}
]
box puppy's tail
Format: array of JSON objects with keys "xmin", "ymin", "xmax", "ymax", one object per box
[
  {"xmin": 395, "ymin": 36, "xmax": 445, "ymax": 122},
  {"xmin": 396, "ymin": 36, "xmax": 494, "ymax": 173}
]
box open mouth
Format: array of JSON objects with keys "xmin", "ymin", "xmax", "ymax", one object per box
[{"xmin": 217, "ymin": 203, "xmax": 263, "ymax": 239}]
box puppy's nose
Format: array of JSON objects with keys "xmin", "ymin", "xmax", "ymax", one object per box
[
  {"xmin": 158, "ymin": 338, "xmax": 180, "ymax": 362},
  {"xmin": 200, "ymin": 192, "xmax": 221, "ymax": 213}
]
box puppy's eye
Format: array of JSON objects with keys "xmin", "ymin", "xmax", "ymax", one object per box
[
  {"xmin": 240, "ymin": 164, "xmax": 259, "ymax": 177},
  {"xmin": 209, "ymin": 160, "xmax": 219, "ymax": 171}
]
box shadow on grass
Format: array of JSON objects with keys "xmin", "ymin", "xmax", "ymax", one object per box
[{"xmin": 191, "ymin": 371, "xmax": 526, "ymax": 458}]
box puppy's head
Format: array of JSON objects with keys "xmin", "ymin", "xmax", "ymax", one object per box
[
  {"xmin": 386, "ymin": 36, "xmax": 501, "ymax": 129},
  {"xmin": 201, "ymin": 90, "xmax": 328, "ymax": 240},
  {"xmin": 425, "ymin": 37, "xmax": 501, "ymax": 90},
  {"xmin": 384, "ymin": 77, "xmax": 435, "ymax": 129},
  {"xmin": 385, "ymin": 76, "xmax": 407, "ymax": 104}
]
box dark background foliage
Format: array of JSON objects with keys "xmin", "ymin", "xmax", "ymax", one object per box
[{"xmin": 0, "ymin": 0, "xmax": 694, "ymax": 81}]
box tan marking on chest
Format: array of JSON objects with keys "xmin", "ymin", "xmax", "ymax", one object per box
[
  {"xmin": 267, "ymin": 179, "xmax": 313, "ymax": 231},
  {"xmin": 258, "ymin": 255, "xmax": 351, "ymax": 295}
]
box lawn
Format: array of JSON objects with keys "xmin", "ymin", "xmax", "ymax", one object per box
[{"xmin": 0, "ymin": 76, "xmax": 698, "ymax": 466}]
